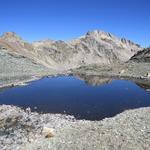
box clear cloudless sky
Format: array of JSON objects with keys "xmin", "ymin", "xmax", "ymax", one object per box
[{"xmin": 0, "ymin": 0, "xmax": 150, "ymax": 47}]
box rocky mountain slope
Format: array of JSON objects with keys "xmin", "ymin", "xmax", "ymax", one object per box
[
  {"xmin": 69, "ymin": 31, "xmax": 141, "ymax": 64},
  {"xmin": 0, "ymin": 46, "xmax": 56, "ymax": 87},
  {"xmin": 130, "ymin": 47, "xmax": 150, "ymax": 62},
  {"xmin": 0, "ymin": 32, "xmax": 55, "ymax": 69},
  {"xmin": 0, "ymin": 30, "xmax": 142, "ymax": 70}
]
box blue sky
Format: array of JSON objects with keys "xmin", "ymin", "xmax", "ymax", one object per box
[{"xmin": 0, "ymin": 0, "xmax": 149, "ymax": 47}]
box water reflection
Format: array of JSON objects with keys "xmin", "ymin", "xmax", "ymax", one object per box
[
  {"xmin": 76, "ymin": 74, "xmax": 150, "ymax": 90},
  {"xmin": 76, "ymin": 75, "xmax": 112, "ymax": 86},
  {"xmin": 0, "ymin": 75, "xmax": 150, "ymax": 120}
]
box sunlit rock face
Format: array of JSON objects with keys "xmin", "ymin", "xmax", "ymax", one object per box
[{"xmin": 0, "ymin": 30, "xmax": 142, "ymax": 70}]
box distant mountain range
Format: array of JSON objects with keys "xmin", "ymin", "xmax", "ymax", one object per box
[{"xmin": 0, "ymin": 30, "xmax": 142, "ymax": 70}]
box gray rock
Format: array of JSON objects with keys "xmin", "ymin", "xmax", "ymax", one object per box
[{"xmin": 130, "ymin": 47, "xmax": 150, "ymax": 63}]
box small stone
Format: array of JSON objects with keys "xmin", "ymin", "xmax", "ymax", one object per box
[
  {"xmin": 119, "ymin": 70, "xmax": 125, "ymax": 74},
  {"xmin": 42, "ymin": 127, "xmax": 55, "ymax": 138}
]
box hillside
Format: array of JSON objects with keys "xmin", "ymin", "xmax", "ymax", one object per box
[{"xmin": 0, "ymin": 46, "xmax": 55, "ymax": 87}]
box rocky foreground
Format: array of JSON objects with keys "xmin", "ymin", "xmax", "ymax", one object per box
[{"xmin": 0, "ymin": 105, "xmax": 150, "ymax": 150}]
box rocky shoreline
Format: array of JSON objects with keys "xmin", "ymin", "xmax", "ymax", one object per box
[
  {"xmin": 1, "ymin": 62, "xmax": 150, "ymax": 89},
  {"xmin": 0, "ymin": 70, "xmax": 71, "ymax": 89},
  {"xmin": 0, "ymin": 105, "xmax": 150, "ymax": 150},
  {"xmin": 72, "ymin": 62, "xmax": 150, "ymax": 79}
]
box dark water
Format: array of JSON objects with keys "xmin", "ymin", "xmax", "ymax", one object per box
[{"xmin": 0, "ymin": 76, "xmax": 150, "ymax": 120}]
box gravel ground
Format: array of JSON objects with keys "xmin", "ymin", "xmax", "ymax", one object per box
[
  {"xmin": 0, "ymin": 48, "xmax": 63, "ymax": 88},
  {"xmin": 0, "ymin": 105, "xmax": 150, "ymax": 150}
]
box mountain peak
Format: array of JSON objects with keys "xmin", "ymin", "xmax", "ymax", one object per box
[
  {"xmin": 87, "ymin": 30, "xmax": 112, "ymax": 35},
  {"xmin": 85, "ymin": 30, "xmax": 116, "ymax": 41},
  {"xmin": 1, "ymin": 32, "xmax": 23, "ymax": 41},
  {"xmin": 85, "ymin": 30, "xmax": 141, "ymax": 48},
  {"xmin": 86, "ymin": 30, "xmax": 107, "ymax": 35}
]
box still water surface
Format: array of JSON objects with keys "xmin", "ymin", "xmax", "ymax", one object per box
[{"xmin": 0, "ymin": 76, "xmax": 150, "ymax": 120}]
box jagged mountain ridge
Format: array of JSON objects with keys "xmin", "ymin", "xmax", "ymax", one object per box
[{"xmin": 0, "ymin": 30, "xmax": 142, "ymax": 70}]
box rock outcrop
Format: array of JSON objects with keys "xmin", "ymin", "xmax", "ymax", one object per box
[{"xmin": 130, "ymin": 47, "xmax": 150, "ymax": 62}]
